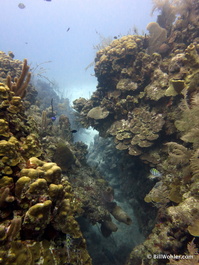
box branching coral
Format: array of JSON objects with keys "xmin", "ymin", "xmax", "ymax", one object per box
[{"xmin": 6, "ymin": 58, "xmax": 31, "ymax": 98}]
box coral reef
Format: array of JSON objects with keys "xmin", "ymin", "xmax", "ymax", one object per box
[
  {"xmin": 0, "ymin": 52, "xmax": 37, "ymax": 106},
  {"xmin": 1, "ymin": 0, "xmax": 199, "ymax": 264},
  {"xmin": 108, "ymin": 106, "xmax": 165, "ymax": 156},
  {"xmin": 0, "ymin": 78, "xmax": 93, "ymax": 264},
  {"xmin": 6, "ymin": 58, "xmax": 31, "ymax": 98},
  {"xmin": 72, "ymin": 1, "xmax": 199, "ymax": 264},
  {"xmin": 53, "ymin": 140, "xmax": 75, "ymax": 172},
  {"xmin": 0, "ymin": 52, "xmax": 137, "ymax": 265}
]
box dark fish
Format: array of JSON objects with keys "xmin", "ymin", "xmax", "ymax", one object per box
[
  {"xmin": 114, "ymin": 36, "xmax": 118, "ymax": 39},
  {"xmin": 67, "ymin": 27, "xmax": 70, "ymax": 32},
  {"xmin": 44, "ymin": 0, "xmax": 52, "ymax": 1},
  {"xmin": 71, "ymin": 130, "xmax": 77, "ymax": 133},
  {"xmin": 50, "ymin": 99, "xmax": 56, "ymax": 122},
  {"xmin": 18, "ymin": 3, "xmax": 25, "ymax": 9}
]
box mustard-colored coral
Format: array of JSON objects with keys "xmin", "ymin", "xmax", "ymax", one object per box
[
  {"xmin": 0, "ymin": 55, "xmax": 92, "ymax": 264},
  {"xmin": 0, "ymin": 119, "xmax": 10, "ymax": 137},
  {"xmin": 15, "ymin": 176, "xmax": 31, "ymax": 199},
  {"xmin": 23, "ymin": 200, "xmax": 52, "ymax": 231},
  {"xmin": 0, "ymin": 176, "xmax": 13, "ymax": 188},
  {"xmin": 0, "ymin": 83, "xmax": 10, "ymax": 100}
]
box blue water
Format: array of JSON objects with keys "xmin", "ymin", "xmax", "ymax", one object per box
[{"xmin": 0, "ymin": 0, "xmax": 156, "ymax": 102}]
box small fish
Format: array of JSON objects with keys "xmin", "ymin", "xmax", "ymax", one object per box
[
  {"xmin": 50, "ymin": 99, "xmax": 56, "ymax": 122},
  {"xmin": 44, "ymin": 0, "xmax": 51, "ymax": 1},
  {"xmin": 18, "ymin": 3, "xmax": 25, "ymax": 9},
  {"xmin": 67, "ymin": 27, "xmax": 70, "ymax": 32},
  {"xmin": 149, "ymin": 168, "xmax": 162, "ymax": 179},
  {"xmin": 71, "ymin": 130, "xmax": 77, "ymax": 133}
]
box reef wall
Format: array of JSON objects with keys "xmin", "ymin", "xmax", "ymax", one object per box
[
  {"xmin": 73, "ymin": 0, "xmax": 199, "ymax": 264},
  {"xmin": 0, "ymin": 49, "xmax": 138, "ymax": 264},
  {"xmin": 0, "ymin": 76, "xmax": 93, "ymax": 264}
]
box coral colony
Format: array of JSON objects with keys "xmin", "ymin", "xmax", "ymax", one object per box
[{"xmin": 0, "ymin": 0, "xmax": 199, "ymax": 264}]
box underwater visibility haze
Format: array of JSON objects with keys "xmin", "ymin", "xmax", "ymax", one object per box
[
  {"xmin": 1, "ymin": 0, "xmax": 153, "ymax": 101},
  {"xmin": 1, "ymin": 0, "xmax": 199, "ymax": 265}
]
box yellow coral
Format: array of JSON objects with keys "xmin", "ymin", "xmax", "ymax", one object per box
[
  {"xmin": 15, "ymin": 176, "xmax": 31, "ymax": 199},
  {"xmin": 28, "ymin": 178, "xmax": 48, "ymax": 194},
  {"xmin": 2, "ymin": 166, "xmax": 13, "ymax": 175},
  {"xmin": 0, "ymin": 176, "xmax": 13, "ymax": 188},
  {"xmin": 24, "ymin": 200, "xmax": 52, "ymax": 231},
  {"xmin": 43, "ymin": 164, "xmax": 62, "ymax": 183},
  {"xmin": 0, "ymin": 83, "xmax": 10, "ymax": 99},
  {"xmin": 49, "ymin": 184, "xmax": 64, "ymax": 199},
  {"xmin": 20, "ymin": 168, "xmax": 44, "ymax": 179},
  {"xmin": 0, "ymin": 119, "xmax": 10, "ymax": 137}
]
